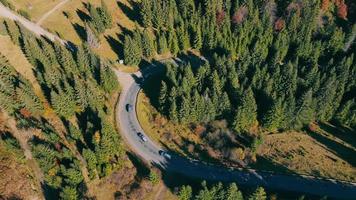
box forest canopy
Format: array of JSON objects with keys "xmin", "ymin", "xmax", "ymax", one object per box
[{"xmin": 129, "ymin": 0, "xmax": 356, "ymax": 133}]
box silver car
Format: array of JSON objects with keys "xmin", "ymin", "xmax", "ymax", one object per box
[{"xmin": 159, "ymin": 150, "xmax": 171, "ymax": 159}]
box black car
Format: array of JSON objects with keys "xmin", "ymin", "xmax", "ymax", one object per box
[{"xmin": 126, "ymin": 104, "xmax": 133, "ymax": 112}]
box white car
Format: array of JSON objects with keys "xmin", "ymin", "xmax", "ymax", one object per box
[{"xmin": 159, "ymin": 150, "xmax": 171, "ymax": 159}]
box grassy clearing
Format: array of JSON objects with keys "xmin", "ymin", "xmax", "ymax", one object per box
[
  {"xmin": 41, "ymin": 0, "xmax": 136, "ymax": 61},
  {"xmin": 137, "ymin": 90, "xmax": 356, "ymax": 182},
  {"xmin": 11, "ymin": 0, "xmax": 63, "ymax": 21},
  {"xmin": 254, "ymin": 128, "xmax": 356, "ymax": 182}
]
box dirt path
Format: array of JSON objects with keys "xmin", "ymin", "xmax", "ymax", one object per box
[
  {"xmin": 154, "ymin": 184, "xmax": 166, "ymax": 200},
  {"xmin": 36, "ymin": 0, "xmax": 70, "ymax": 25},
  {"xmin": 0, "ymin": 3, "xmax": 66, "ymax": 44}
]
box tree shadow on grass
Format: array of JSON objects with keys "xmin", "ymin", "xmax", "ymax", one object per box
[
  {"xmin": 116, "ymin": 1, "xmax": 141, "ymax": 24},
  {"xmin": 251, "ymin": 156, "xmax": 297, "ymax": 176},
  {"xmin": 305, "ymin": 128, "xmax": 356, "ymax": 166},
  {"xmin": 105, "ymin": 34, "xmax": 123, "ymax": 60},
  {"xmin": 76, "ymin": 8, "xmax": 91, "ymax": 22},
  {"xmin": 318, "ymin": 122, "xmax": 356, "ymax": 149},
  {"xmin": 126, "ymin": 151, "xmax": 150, "ymax": 180},
  {"xmin": 72, "ymin": 23, "xmax": 86, "ymax": 41}
]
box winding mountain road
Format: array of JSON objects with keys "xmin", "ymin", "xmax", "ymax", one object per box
[
  {"xmin": 2, "ymin": 3, "xmax": 355, "ymax": 198},
  {"xmin": 115, "ymin": 61, "xmax": 356, "ymax": 200}
]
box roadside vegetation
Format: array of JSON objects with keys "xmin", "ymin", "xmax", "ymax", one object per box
[
  {"xmin": 133, "ymin": 0, "xmax": 355, "ymax": 183},
  {"xmin": 0, "ymin": 0, "xmax": 355, "ymax": 199}
]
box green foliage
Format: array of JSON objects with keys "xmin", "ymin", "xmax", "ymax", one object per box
[
  {"xmin": 248, "ymin": 187, "xmax": 266, "ymax": 200},
  {"xmin": 4, "ymin": 20, "xmax": 126, "ymax": 198},
  {"xmin": 0, "ymin": 53, "xmax": 43, "ymax": 116},
  {"xmin": 141, "ymin": 30, "xmax": 155, "ymax": 58},
  {"xmin": 0, "ymin": 0, "xmax": 15, "ymax": 10},
  {"xmin": 100, "ymin": 61, "xmax": 119, "ymax": 94},
  {"xmin": 3, "ymin": 19, "xmax": 21, "ymax": 45},
  {"xmin": 83, "ymin": 148, "xmax": 98, "ymax": 179},
  {"xmin": 51, "ymin": 89, "xmax": 76, "ymax": 118},
  {"xmin": 182, "ymin": 181, "xmax": 246, "ymax": 200},
  {"xmin": 233, "ymin": 88, "xmax": 257, "ymax": 133},
  {"xmin": 148, "ymin": 170, "xmax": 159, "ymax": 185},
  {"xmin": 18, "ymin": 9, "xmax": 31, "ymax": 20},
  {"xmin": 60, "ymin": 186, "xmax": 78, "ymax": 200},
  {"xmin": 123, "ymin": 35, "xmax": 142, "ymax": 65},
  {"xmin": 146, "ymin": 0, "xmax": 355, "ymax": 133},
  {"xmin": 178, "ymin": 185, "xmax": 192, "ymax": 200}
]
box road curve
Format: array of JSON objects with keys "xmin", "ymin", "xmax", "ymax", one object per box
[
  {"xmin": 115, "ymin": 63, "xmax": 356, "ymax": 200},
  {"xmin": 0, "ymin": 3, "xmax": 66, "ymax": 44}
]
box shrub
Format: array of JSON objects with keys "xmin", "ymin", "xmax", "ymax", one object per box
[{"xmin": 18, "ymin": 9, "xmax": 31, "ymax": 20}]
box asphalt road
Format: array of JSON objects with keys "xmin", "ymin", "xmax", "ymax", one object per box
[{"xmin": 115, "ymin": 63, "xmax": 356, "ymax": 200}]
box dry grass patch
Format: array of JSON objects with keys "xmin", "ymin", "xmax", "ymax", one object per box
[
  {"xmin": 255, "ymin": 131, "xmax": 356, "ymax": 182},
  {"xmin": 41, "ymin": 0, "xmax": 136, "ymax": 60},
  {"xmin": 11, "ymin": 0, "xmax": 63, "ymax": 21},
  {"xmin": 0, "ymin": 143, "xmax": 41, "ymax": 199}
]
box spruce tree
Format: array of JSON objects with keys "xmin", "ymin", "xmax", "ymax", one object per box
[
  {"xmin": 140, "ymin": 0, "xmax": 152, "ymax": 27},
  {"xmin": 248, "ymin": 187, "xmax": 266, "ymax": 200},
  {"xmin": 99, "ymin": 0, "xmax": 113, "ymax": 29},
  {"xmin": 293, "ymin": 90, "xmax": 314, "ymax": 129},
  {"xmin": 157, "ymin": 31, "xmax": 168, "ymax": 54},
  {"xmin": 226, "ymin": 183, "xmax": 243, "ymax": 200},
  {"xmin": 233, "ymin": 88, "xmax": 257, "ymax": 133},
  {"xmin": 141, "ymin": 30, "xmax": 155, "ymax": 58},
  {"xmin": 123, "ymin": 35, "xmax": 142, "ymax": 65},
  {"xmin": 178, "ymin": 185, "xmax": 192, "ymax": 200}
]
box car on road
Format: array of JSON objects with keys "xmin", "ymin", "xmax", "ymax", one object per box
[
  {"xmin": 126, "ymin": 104, "xmax": 133, "ymax": 112},
  {"xmin": 137, "ymin": 132, "xmax": 148, "ymax": 142},
  {"xmin": 159, "ymin": 150, "xmax": 171, "ymax": 159}
]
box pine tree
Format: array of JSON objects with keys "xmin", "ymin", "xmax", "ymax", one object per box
[
  {"xmin": 4, "ymin": 19, "xmax": 20, "ymax": 45},
  {"xmin": 248, "ymin": 187, "xmax": 266, "ymax": 200},
  {"xmin": 293, "ymin": 90, "xmax": 314, "ymax": 129},
  {"xmin": 226, "ymin": 183, "xmax": 243, "ymax": 200},
  {"xmin": 233, "ymin": 88, "xmax": 257, "ymax": 133},
  {"xmin": 83, "ymin": 148, "xmax": 98, "ymax": 179},
  {"xmin": 168, "ymin": 28, "xmax": 180, "ymax": 56},
  {"xmin": 157, "ymin": 31, "xmax": 168, "ymax": 54},
  {"xmin": 59, "ymin": 186, "xmax": 78, "ymax": 200},
  {"xmin": 158, "ymin": 81, "xmax": 168, "ymax": 112},
  {"xmin": 178, "ymin": 185, "xmax": 192, "ymax": 200},
  {"xmin": 169, "ymin": 99, "xmax": 178, "ymax": 123},
  {"xmin": 51, "ymin": 90, "xmax": 76, "ymax": 118},
  {"xmin": 140, "ymin": 0, "xmax": 152, "ymax": 27},
  {"xmin": 123, "ymin": 35, "xmax": 142, "ymax": 65},
  {"xmin": 99, "ymin": 0, "xmax": 113, "ymax": 29},
  {"xmin": 262, "ymin": 99, "xmax": 284, "ymax": 132},
  {"xmin": 141, "ymin": 30, "xmax": 155, "ymax": 58},
  {"xmin": 192, "ymin": 25, "xmax": 203, "ymax": 50},
  {"xmin": 100, "ymin": 61, "xmax": 119, "ymax": 94},
  {"xmin": 88, "ymin": 3, "xmax": 105, "ymax": 33}
]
